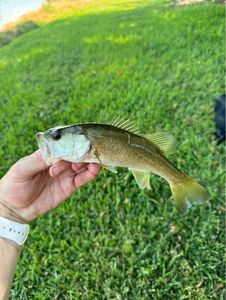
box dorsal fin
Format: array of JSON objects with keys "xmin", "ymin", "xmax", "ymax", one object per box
[
  {"xmin": 144, "ymin": 132, "xmax": 176, "ymax": 156},
  {"xmin": 111, "ymin": 116, "xmax": 140, "ymax": 135}
]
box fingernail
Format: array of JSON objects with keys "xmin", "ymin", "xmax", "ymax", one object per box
[{"xmin": 49, "ymin": 166, "xmax": 56, "ymax": 177}]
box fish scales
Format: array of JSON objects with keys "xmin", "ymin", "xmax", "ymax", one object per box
[
  {"xmin": 84, "ymin": 124, "xmax": 184, "ymax": 183},
  {"xmin": 36, "ymin": 120, "xmax": 210, "ymax": 213}
]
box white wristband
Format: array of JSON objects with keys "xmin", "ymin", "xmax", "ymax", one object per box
[{"xmin": 0, "ymin": 217, "xmax": 30, "ymax": 245}]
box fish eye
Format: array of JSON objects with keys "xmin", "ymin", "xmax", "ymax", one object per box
[{"xmin": 52, "ymin": 130, "xmax": 62, "ymax": 141}]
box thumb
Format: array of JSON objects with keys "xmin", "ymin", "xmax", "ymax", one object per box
[{"xmin": 11, "ymin": 150, "xmax": 49, "ymax": 180}]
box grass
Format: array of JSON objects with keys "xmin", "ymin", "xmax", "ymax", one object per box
[
  {"xmin": 0, "ymin": 21, "xmax": 39, "ymax": 47},
  {"xmin": 0, "ymin": 0, "xmax": 225, "ymax": 299}
]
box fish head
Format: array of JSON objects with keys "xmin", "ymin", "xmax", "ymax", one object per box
[{"xmin": 36, "ymin": 125, "xmax": 91, "ymax": 164}]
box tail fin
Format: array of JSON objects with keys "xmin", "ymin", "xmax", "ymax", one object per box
[{"xmin": 170, "ymin": 178, "xmax": 210, "ymax": 213}]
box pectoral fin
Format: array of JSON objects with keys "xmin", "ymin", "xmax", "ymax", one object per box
[
  {"xmin": 103, "ymin": 165, "xmax": 118, "ymax": 173},
  {"xmin": 129, "ymin": 169, "xmax": 151, "ymax": 190},
  {"xmin": 94, "ymin": 150, "xmax": 118, "ymax": 173}
]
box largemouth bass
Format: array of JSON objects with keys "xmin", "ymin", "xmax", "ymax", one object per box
[{"xmin": 36, "ymin": 118, "xmax": 209, "ymax": 213}]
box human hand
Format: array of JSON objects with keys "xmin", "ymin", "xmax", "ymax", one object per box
[{"xmin": 0, "ymin": 151, "xmax": 100, "ymax": 223}]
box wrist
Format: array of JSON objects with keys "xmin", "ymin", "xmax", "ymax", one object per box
[
  {"xmin": 0, "ymin": 201, "xmax": 28, "ymax": 224},
  {"xmin": 0, "ymin": 216, "xmax": 30, "ymax": 247},
  {"xmin": 0, "ymin": 236, "xmax": 23, "ymax": 250}
]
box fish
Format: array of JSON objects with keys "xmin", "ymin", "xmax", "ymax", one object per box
[{"xmin": 36, "ymin": 117, "xmax": 210, "ymax": 213}]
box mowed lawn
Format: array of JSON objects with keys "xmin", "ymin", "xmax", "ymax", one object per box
[{"xmin": 0, "ymin": 0, "xmax": 224, "ymax": 299}]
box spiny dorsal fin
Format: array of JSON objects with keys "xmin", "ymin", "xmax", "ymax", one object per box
[
  {"xmin": 129, "ymin": 169, "xmax": 151, "ymax": 190},
  {"xmin": 111, "ymin": 116, "xmax": 140, "ymax": 135},
  {"xmin": 144, "ymin": 132, "xmax": 176, "ymax": 156}
]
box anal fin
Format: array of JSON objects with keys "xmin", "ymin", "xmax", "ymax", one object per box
[{"xmin": 129, "ymin": 169, "xmax": 151, "ymax": 190}]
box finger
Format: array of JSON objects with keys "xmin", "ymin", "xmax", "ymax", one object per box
[
  {"xmin": 71, "ymin": 163, "xmax": 89, "ymax": 173},
  {"xmin": 49, "ymin": 161, "xmax": 72, "ymax": 177},
  {"xmin": 52, "ymin": 167, "xmax": 79, "ymax": 200},
  {"xmin": 11, "ymin": 150, "xmax": 49, "ymax": 180},
  {"xmin": 74, "ymin": 164, "xmax": 101, "ymax": 189}
]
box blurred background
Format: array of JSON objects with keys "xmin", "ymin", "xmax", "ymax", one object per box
[
  {"xmin": 0, "ymin": 0, "xmax": 225, "ymax": 299},
  {"xmin": 0, "ymin": 0, "xmax": 45, "ymax": 29}
]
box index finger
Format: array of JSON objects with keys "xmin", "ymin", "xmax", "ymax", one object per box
[
  {"xmin": 71, "ymin": 162, "xmax": 89, "ymax": 173},
  {"xmin": 74, "ymin": 164, "xmax": 101, "ymax": 189}
]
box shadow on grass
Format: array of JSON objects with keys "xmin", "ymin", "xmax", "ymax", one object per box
[{"xmin": 0, "ymin": 20, "xmax": 39, "ymax": 48}]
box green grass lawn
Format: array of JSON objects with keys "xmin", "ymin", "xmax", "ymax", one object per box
[{"xmin": 0, "ymin": 0, "xmax": 225, "ymax": 299}]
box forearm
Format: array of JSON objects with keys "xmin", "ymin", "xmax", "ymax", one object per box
[
  {"xmin": 0, "ymin": 202, "xmax": 24, "ymax": 300},
  {"xmin": 0, "ymin": 239, "xmax": 22, "ymax": 300}
]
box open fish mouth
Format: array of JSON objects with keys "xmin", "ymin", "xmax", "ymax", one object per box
[{"xmin": 36, "ymin": 132, "xmax": 54, "ymax": 159}]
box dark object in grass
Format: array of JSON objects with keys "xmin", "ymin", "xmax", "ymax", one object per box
[{"xmin": 214, "ymin": 94, "xmax": 225, "ymax": 144}]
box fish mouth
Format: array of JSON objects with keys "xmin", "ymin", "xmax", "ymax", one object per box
[
  {"xmin": 36, "ymin": 132, "xmax": 44, "ymax": 147},
  {"xmin": 36, "ymin": 131, "xmax": 92, "ymax": 163},
  {"xmin": 36, "ymin": 132, "xmax": 53, "ymax": 159}
]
